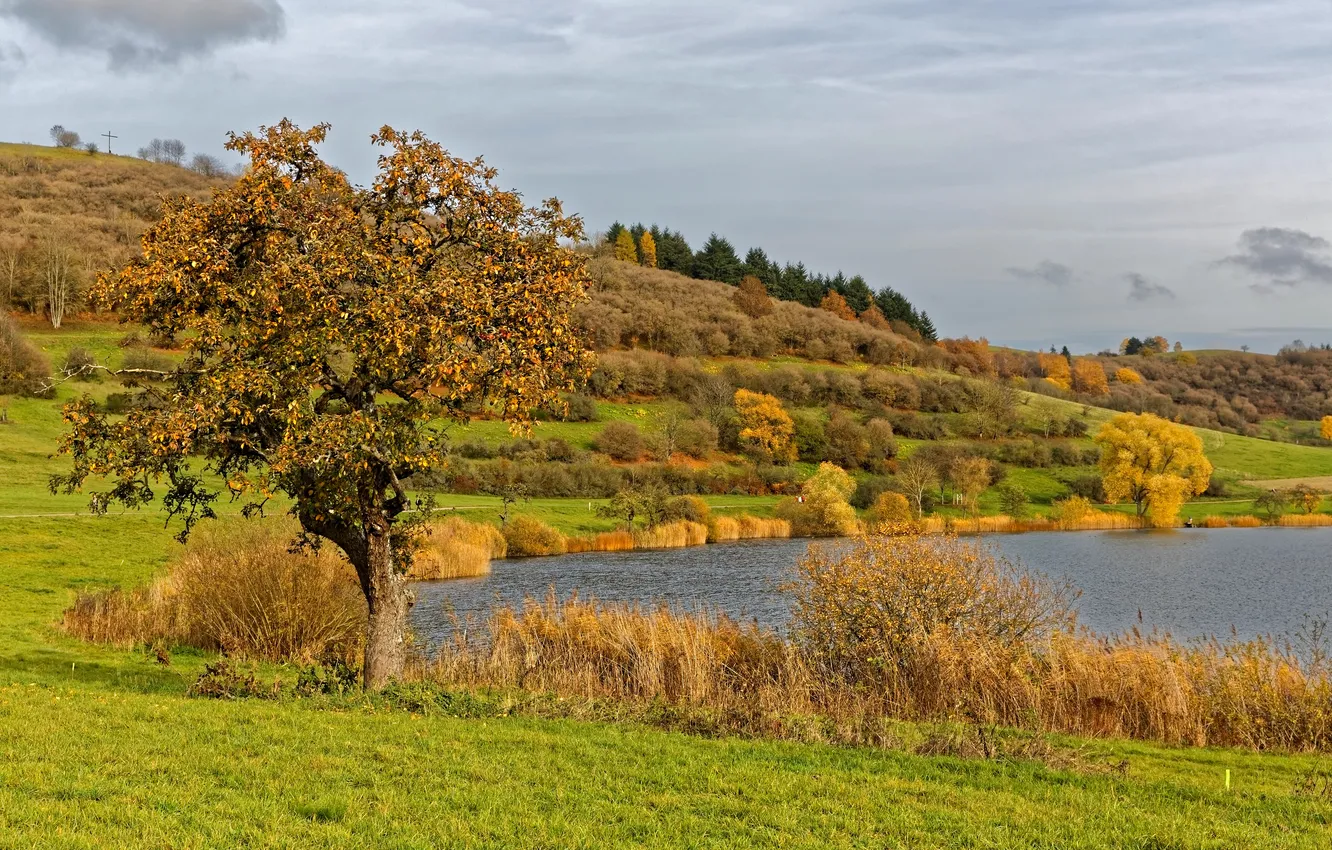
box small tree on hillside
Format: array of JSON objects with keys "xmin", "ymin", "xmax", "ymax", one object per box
[
  {"xmin": 50, "ymin": 125, "xmax": 81, "ymax": 148},
  {"xmin": 1071, "ymin": 358, "xmax": 1108, "ymax": 395},
  {"xmin": 39, "ymin": 238, "xmax": 77, "ymax": 329},
  {"xmin": 189, "ymin": 153, "xmax": 230, "ymax": 177},
  {"xmin": 1321, "ymin": 415, "xmax": 1332, "ymax": 442},
  {"xmin": 819, "ymin": 291, "xmax": 857, "ymax": 321},
  {"xmin": 638, "ymin": 230, "xmax": 657, "ymax": 268},
  {"xmin": 614, "ymin": 229, "xmax": 638, "ymax": 263},
  {"xmin": 734, "ymin": 389, "xmax": 796, "ymax": 464},
  {"xmin": 897, "ymin": 456, "xmax": 939, "ymax": 518},
  {"xmin": 732, "ymin": 275, "xmax": 773, "ymax": 318},
  {"xmin": 51, "ymin": 121, "xmax": 591, "ymax": 688}
]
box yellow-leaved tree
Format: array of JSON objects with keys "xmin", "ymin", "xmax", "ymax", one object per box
[
  {"xmin": 777, "ymin": 462, "xmax": 859, "ymax": 537},
  {"xmin": 734, "ymin": 389, "xmax": 797, "ymax": 464},
  {"xmin": 638, "ymin": 230, "xmax": 657, "ymax": 268},
  {"xmin": 1071, "ymin": 358, "xmax": 1108, "ymax": 395},
  {"xmin": 1115, "ymin": 367, "xmax": 1143, "ymax": 385},
  {"xmin": 1321, "ymin": 415, "xmax": 1332, "ymax": 441},
  {"xmin": 1095, "ymin": 413, "xmax": 1212, "ymax": 527},
  {"xmin": 614, "ymin": 229, "xmax": 638, "ymax": 263},
  {"xmin": 1038, "ymin": 352, "xmax": 1071, "ymax": 391}
]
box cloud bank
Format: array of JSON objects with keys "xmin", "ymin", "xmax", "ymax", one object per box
[
  {"xmin": 1220, "ymin": 228, "xmax": 1332, "ymax": 294},
  {"xmin": 0, "ymin": 0, "xmax": 285, "ymax": 68},
  {"xmin": 1127, "ymin": 273, "xmax": 1175, "ymax": 302},
  {"xmin": 1005, "ymin": 261, "xmax": 1074, "ymax": 288}
]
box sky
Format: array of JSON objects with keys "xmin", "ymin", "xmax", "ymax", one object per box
[{"xmin": 2, "ymin": 0, "xmax": 1331, "ymax": 353}]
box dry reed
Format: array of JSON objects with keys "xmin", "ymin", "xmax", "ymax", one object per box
[
  {"xmin": 63, "ymin": 523, "xmax": 366, "ymax": 663},
  {"xmin": 424, "ymin": 533, "xmax": 1332, "ymax": 752},
  {"xmin": 1228, "ymin": 515, "xmax": 1264, "ymax": 528},
  {"xmin": 917, "ymin": 511, "xmax": 1142, "ymax": 535},
  {"xmin": 1278, "ymin": 514, "xmax": 1332, "ymax": 527},
  {"xmin": 709, "ymin": 515, "xmax": 792, "ymax": 542},
  {"xmin": 408, "ymin": 516, "xmax": 507, "ymax": 580}
]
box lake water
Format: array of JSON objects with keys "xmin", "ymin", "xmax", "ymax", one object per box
[{"xmin": 411, "ymin": 528, "xmax": 1332, "ymax": 648}]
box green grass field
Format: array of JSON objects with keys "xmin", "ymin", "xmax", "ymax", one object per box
[{"xmin": 6, "ymin": 324, "xmax": 1332, "ymax": 846}]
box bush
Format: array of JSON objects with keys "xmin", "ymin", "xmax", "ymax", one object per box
[
  {"xmin": 60, "ymin": 346, "xmax": 99, "ymax": 381},
  {"xmin": 502, "ymin": 515, "xmax": 568, "ymax": 557},
  {"xmin": 788, "ymin": 534, "xmax": 1075, "ymax": 684},
  {"xmin": 866, "ymin": 492, "xmax": 913, "ymax": 528},
  {"xmin": 675, "ymin": 418, "xmax": 719, "ymax": 459},
  {"xmin": 776, "ymin": 463, "xmax": 859, "ymax": 537},
  {"xmin": 593, "ymin": 421, "xmax": 644, "ymax": 461},
  {"xmin": 1065, "ymin": 474, "xmax": 1105, "ymax": 503},
  {"xmin": 561, "ymin": 393, "xmax": 598, "ymax": 422},
  {"xmin": 0, "ymin": 314, "xmax": 50, "ymax": 396}
]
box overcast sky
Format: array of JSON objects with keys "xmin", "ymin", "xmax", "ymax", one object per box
[{"xmin": 3, "ymin": 0, "xmax": 1331, "ymax": 352}]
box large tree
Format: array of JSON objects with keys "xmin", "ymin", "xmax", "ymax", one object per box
[
  {"xmin": 692, "ymin": 234, "xmax": 743, "ymax": 285},
  {"xmin": 52, "ymin": 121, "xmax": 590, "ymax": 687},
  {"xmin": 1095, "ymin": 413, "xmax": 1212, "ymax": 527}
]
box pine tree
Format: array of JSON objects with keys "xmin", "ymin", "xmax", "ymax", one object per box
[
  {"xmin": 842, "ymin": 275, "xmax": 873, "ymax": 314},
  {"xmin": 743, "ymin": 247, "xmax": 777, "ymax": 293},
  {"xmin": 638, "ymin": 230, "xmax": 657, "ymax": 268},
  {"xmin": 692, "ymin": 234, "xmax": 743, "ymax": 284},
  {"xmin": 914, "ymin": 311, "xmax": 937, "ymax": 341},
  {"xmin": 606, "ymin": 221, "xmax": 625, "ymax": 248},
  {"xmin": 614, "ymin": 229, "xmax": 638, "ymax": 263},
  {"xmin": 655, "ymin": 229, "xmax": 693, "ymax": 274}
]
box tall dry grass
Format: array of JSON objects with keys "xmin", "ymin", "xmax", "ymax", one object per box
[
  {"xmin": 408, "ymin": 516, "xmax": 507, "ymax": 580},
  {"xmin": 427, "ymin": 533, "xmax": 1332, "ymax": 752},
  {"xmin": 1277, "ymin": 513, "xmax": 1332, "ymax": 527},
  {"xmin": 63, "ymin": 523, "xmax": 366, "ymax": 663},
  {"xmin": 708, "ymin": 515, "xmax": 792, "ymax": 542},
  {"xmin": 917, "ymin": 511, "xmax": 1142, "ymax": 535}
]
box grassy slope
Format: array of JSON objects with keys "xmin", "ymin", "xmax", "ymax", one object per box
[{"xmin": 6, "ymin": 329, "xmax": 1332, "ymax": 846}]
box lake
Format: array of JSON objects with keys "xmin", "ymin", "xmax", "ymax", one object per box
[{"xmin": 411, "ymin": 527, "xmax": 1332, "ymax": 648}]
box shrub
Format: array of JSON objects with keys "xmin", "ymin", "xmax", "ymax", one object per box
[
  {"xmin": 824, "ymin": 410, "xmax": 869, "ymax": 470},
  {"xmin": 502, "ymin": 515, "xmax": 568, "ymax": 557},
  {"xmin": 664, "ymin": 495, "xmax": 711, "ymax": 524},
  {"xmin": 1065, "ymin": 474, "xmax": 1106, "ymax": 503},
  {"xmin": 561, "ymin": 393, "xmax": 598, "ymax": 422},
  {"xmin": 409, "ymin": 516, "xmax": 507, "ymax": 580},
  {"xmin": 864, "ymin": 418, "xmax": 897, "ymax": 471},
  {"xmin": 675, "ymin": 418, "xmax": 719, "ymax": 459},
  {"xmin": 593, "ymin": 421, "xmax": 644, "ymax": 461},
  {"xmin": 996, "ymin": 483, "xmax": 1029, "ymax": 518},
  {"xmin": 866, "ymin": 492, "xmax": 913, "ymax": 528},
  {"xmin": 788, "ymin": 534, "xmax": 1075, "ymax": 685},
  {"xmin": 60, "ymin": 346, "xmax": 99, "ymax": 381},
  {"xmin": 1052, "ymin": 496, "xmax": 1093, "ymax": 529},
  {"xmin": 0, "ymin": 314, "xmax": 50, "ymax": 396}
]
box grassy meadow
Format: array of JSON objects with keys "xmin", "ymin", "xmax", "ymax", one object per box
[{"xmin": 7, "ymin": 321, "xmax": 1332, "ymax": 846}]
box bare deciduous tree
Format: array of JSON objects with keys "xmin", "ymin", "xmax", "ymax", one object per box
[
  {"xmin": 0, "ymin": 240, "xmax": 23, "ymax": 308},
  {"xmin": 50, "ymin": 125, "xmax": 81, "ymax": 148},
  {"xmin": 898, "ymin": 456, "xmax": 940, "ymax": 519},
  {"xmin": 40, "ymin": 239, "xmax": 77, "ymax": 329},
  {"xmin": 188, "ymin": 153, "xmax": 228, "ymax": 177}
]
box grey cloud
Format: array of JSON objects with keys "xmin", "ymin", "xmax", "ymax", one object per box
[
  {"xmin": 1005, "ymin": 260, "xmax": 1073, "ymax": 287},
  {"xmin": 1126, "ymin": 272, "xmax": 1175, "ymax": 301},
  {"xmin": 0, "ymin": 0, "xmax": 285, "ymax": 68},
  {"xmin": 1220, "ymin": 227, "xmax": 1332, "ymax": 291}
]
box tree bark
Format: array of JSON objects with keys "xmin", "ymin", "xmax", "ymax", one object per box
[{"xmin": 361, "ymin": 528, "xmax": 411, "ymax": 689}]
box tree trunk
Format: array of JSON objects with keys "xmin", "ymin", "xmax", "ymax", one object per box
[{"xmin": 361, "ymin": 529, "xmax": 411, "ymax": 689}]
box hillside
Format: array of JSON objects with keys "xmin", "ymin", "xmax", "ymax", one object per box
[{"xmin": 0, "ymin": 143, "xmax": 227, "ymax": 316}]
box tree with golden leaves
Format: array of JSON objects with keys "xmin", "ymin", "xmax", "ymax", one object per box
[
  {"xmin": 734, "ymin": 388, "xmax": 797, "ymax": 464},
  {"xmin": 819, "ymin": 290, "xmax": 857, "ymax": 321},
  {"xmin": 1115, "ymin": 367, "xmax": 1143, "ymax": 385},
  {"xmin": 777, "ymin": 462, "xmax": 859, "ymax": 537},
  {"xmin": 614, "ymin": 229, "xmax": 638, "ymax": 263},
  {"xmin": 51, "ymin": 121, "xmax": 591, "ymax": 688},
  {"xmin": 1071, "ymin": 358, "xmax": 1108, "ymax": 395},
  {"xmin": 1095, "ymin": 413, "xmax": 1212, "ymax": 527},
  {"xmin": 638, "ymin": 230, "xmax": 657, "ymax": 268},
  {"xmin": 732, "ymin": 275, "xmax": 773, "ymax": 318},
  {"xmin": 1038, "ymin": 352, "xmax": 1071, "ymax": 391},
  {"xmin": 859, "ymin": 302, "xmax": 891, "ymax": 330},
  {"xmin": 1320, "ymin": 415, "xmax": 1332, "ymax": 441}
]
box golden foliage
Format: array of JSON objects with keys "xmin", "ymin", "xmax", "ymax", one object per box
[
  {"xmin": 859, "ymin": 302, "xmax": 891, "ymax": 330},
  {"xmin": 1321, "ymin": 415, "xmax": 1332, "ymax": 441},
  {"xmin": 409, "ymin": 516, "xmax": 507, "ymax": 580},
  {"xmin": 1038, "ymin": 352, "xmax": 1071, "ymax": 390},
  {"xmin": 614, "ymin": 229, "xmax": 638, "ymax": 263},
  {"xmin": 638, "ymin": 230, "xmax": 657, "ymax": 268},
  {"xmin": 777, "ymin": 462, "xmax": 860, "ymax": 537},
  {"xmin": 1095, "ymin": 413, "xmax": 1213, "ymax": 527},
  {"xmin": 734, "ymin": 388, "xmax": 797, "ymax": 464},
  {"xmin": 1115, "ymin": 367, "xmax": 1143, "ymax": 385},
  {"xmin": 1052, "ymin": 495, "xmax": 1093, "ymax": 529},
  {"xmin": 1071, "ymin": 358, "xmax": 1108, "ymax": 395},
  {"xmin": 502, "ymin": 516, "xmax": 568, "ymax": 557},
  {"xmin": 708, "ymin": 515, "xmax": 792, "ymax": 542},
  {"xmin": 732, "ymin": 275, "xmax": 773, "ymax": 318},
  {"xmin": 819, "ymin": 291, "xmax": 857, "ymax": 321},
  {"xmin": 866, "ymin": 492, "xmax": 913, "ymax": 529}
]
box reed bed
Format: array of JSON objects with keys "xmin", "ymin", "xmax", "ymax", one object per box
[
  {"xmin": 1277, "ymin": 513, "xmax": 1332, "ymax": 527},
  {"xmin": 1228, "ymin": 515, "xmax": 1264, "ymax": 528},
  {"xmin": 427, "ymin": 533, "xmax": 1332, "ymax": 752},
  {"xmin": 917, "ymin": 511, "xmax": 1142, "ymax": 535},
  {"xmin": 567, "ymin": 530, "xmax": 635, "ymax": 554},
  {"xmin": 408, "ymin": 516, "xmax": 507, "ymax": 580},
  {"xmin": 63, "ymin": 523, "xmax": 365, "ymax": 663},
  {"xmin": 1200, "ymin": 515, "xmax": 1231, "ymax": 529},
  {"xmin": 709, "ymin": 515, "xmax": 792, "ymax": 542}
]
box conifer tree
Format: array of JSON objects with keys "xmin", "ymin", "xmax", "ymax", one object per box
[
  {"xmin": 692, "ymin": 234, "xmax": 743, "ymax": 284},
  {"xmin": 638, "ymin": 230, "xmax": 657, "ymax": 268}
]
